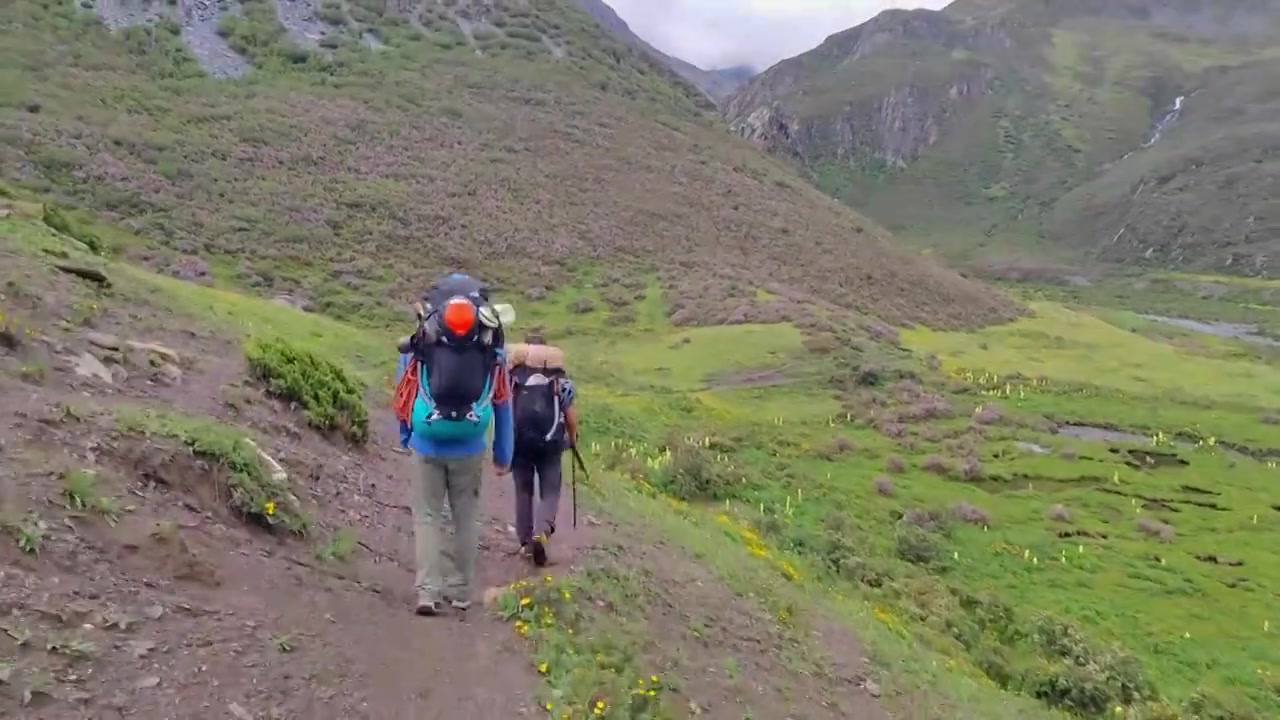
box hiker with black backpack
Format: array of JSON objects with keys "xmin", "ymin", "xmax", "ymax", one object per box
[
  {"xmin": 507, "ymin": 334, "xmax": 578, "ymax": 567},
  {"xmin": 392, "ymin": 273, "xmax": 513, "ymax": 616}
]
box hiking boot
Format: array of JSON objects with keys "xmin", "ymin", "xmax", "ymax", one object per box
[
  {"xmin": 415, "ymin": 594, "xmax": 443, "ymax": 616},
  {"xmin": 531, "ymin": 533, "xmax": 549, "ymax": 567}
]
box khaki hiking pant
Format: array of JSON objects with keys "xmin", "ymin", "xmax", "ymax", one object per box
[{"xmin": 409, "ymin": 452, "xmax": 484, "ymax": 603}]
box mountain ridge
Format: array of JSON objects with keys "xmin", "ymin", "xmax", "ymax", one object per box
[
  {"xmin": 722, "ymin": 0, "xmax": 1280, "ymax": 276},
  {"xmin": 0, "ymin": 0, "xmax": 1017, "ymax": 332},
  {"xmin": 572, "ymin": 0, "xmax": 756, "ymax": 102}
]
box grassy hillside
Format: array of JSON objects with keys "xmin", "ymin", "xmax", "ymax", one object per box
[
  {"xmin": 6, "ymin": 189, "xmax": 1279, "ymax": 719},
  {"xmin": 1047, "ymin": 58, "xmax": 1280, "ymax": 274},
  {"xmin": 0, "ymin": 0, "xmax": 1016, "ymax": 332},
  {"xmin": 723, "ymin": 0, "xmax": 1280, "ymax": 275}
]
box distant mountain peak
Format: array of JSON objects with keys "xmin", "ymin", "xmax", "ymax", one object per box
[{"xmin": 571, "ymin": 0, "xmax": 756, "ymax": 103}]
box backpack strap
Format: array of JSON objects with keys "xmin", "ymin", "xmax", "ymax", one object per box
[
  {"xmin": 416, "ymin": 359, "xmax": 497, "ymax": 424},
  {"xmin": 544, "ymin": 376, "xmax": 562, "ymax": 442}
]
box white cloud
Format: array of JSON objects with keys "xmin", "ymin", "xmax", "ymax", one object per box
[{"xmin": 605, "ymin": 0, "xmax": 950, "ymax": 70}]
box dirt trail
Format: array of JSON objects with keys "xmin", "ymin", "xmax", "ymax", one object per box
[
  {"xmin": 0, "ymin": 250, "xmax": 592, "ymax": 717},
  {"xmin": 1, "ymin": 221, "xmax": 891, "ymax": 720}
]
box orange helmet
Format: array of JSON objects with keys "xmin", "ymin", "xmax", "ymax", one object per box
[{"xmin": 440, "ymin": 297, "xmax": 478, "ymax": 337}]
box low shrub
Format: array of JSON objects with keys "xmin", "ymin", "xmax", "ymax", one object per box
[
  {"xmin": 650, "ymin": 433, "xmax": 739, "ymax": 502},
  {"xmin": 244, "ymin": 337, "xmax": 369, "ymax": 445}
]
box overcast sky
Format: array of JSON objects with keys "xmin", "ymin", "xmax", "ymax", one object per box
[{"xmin": 606, "ymin": 0, "xmax": 950, "ymax": 71}]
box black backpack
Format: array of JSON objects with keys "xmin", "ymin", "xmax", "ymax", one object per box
[
  {"xmin": 511, "ymin": 364, "xmax": 565, "ymax": 453},
  {"xmin": 408, "ymin": 274, "xmax": 504, "ymax": 438}
]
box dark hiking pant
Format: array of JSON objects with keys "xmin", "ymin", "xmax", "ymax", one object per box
[{"xmin": 512, "ymin": 447, "xmax": 563, "ymax": 546}]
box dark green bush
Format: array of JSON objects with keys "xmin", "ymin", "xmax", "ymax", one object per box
[
  {"xmin": 42, "ymin": 204, "xmax": 103, "ymax": 254},
  {"xmin": 651, "ymin": 432, "xmax": 740, "ymax": 501},
  {"xmin": 245, "ymin": 337, "xmax": 369, "ymax": 444},
  {"xmin": 894, "ymin": 522, "xmax": 946, "ymax": 565}
]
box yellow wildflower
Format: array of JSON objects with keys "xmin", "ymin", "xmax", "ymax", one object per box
[
  {"xmin": 263, "ymin": 501, "xmax": 276, "ymax": 516},
  {"xmin": 520, "ymin": 596, "xmax": 533, "ymax": 607},
  {"xmin": 537, "ymin": 662, "xmax": 548, "ymax": 674}
]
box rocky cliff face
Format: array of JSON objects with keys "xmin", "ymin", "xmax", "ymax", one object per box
[
  {"xmin": 724, "ymin": 9, "xmax": 1011, "ymax": 167},
  {"xmin": 722, "ymin": 0, "xmax": 1280, "ymax": 275}
]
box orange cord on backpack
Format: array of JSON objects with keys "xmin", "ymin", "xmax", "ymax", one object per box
[
  {"xmin": 392, "ymin": 360, "xmax": 419, "ymax": 423},
  {"xmin": 395, "ymin": 356, "xmax": 509, "ymax": 424},
  {"xmin": 490, "ymin": 362, "xmax": 511, "ymax": 406}
]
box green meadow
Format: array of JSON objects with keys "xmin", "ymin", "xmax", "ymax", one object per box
[{"xmin": 4, "ymin": 203, "xmax": 1277, "ymax": 719}]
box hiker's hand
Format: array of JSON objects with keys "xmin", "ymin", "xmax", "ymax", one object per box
[{"xmin": 493, "ymin": 463, "xmax": 511, "ymax": 476}]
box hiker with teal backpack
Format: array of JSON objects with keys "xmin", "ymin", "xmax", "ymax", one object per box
[{"xmin": 393, "ymin": 273, "xmax": 513, "ymax": 616}]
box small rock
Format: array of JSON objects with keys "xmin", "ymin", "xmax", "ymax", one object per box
[
  {"xmin": 272, "ymin": 293, "xmax": 312, "ymax": 312},
  {"xmin": 54, "ymin": 264, "xmax": 111, "ymax": 286},
  {"xmin": 134, "ymin": 676, "xmax": 160, "ymax": 689},
  {"xmin": 582, "ymin": 514, "xmax": 602, "ymax": 527},
  {"xmin": 168, "ymin": 256, "xmax": 212, "ymax": 285},
  {"xmin": 85, "ymin": 332, "xmax": 122, "ymax": 350},
  {"xmin": 229, "ymin": 701, "xmax": 255, "ymax": 720},
  {"xmin": 154, "ymin": 363, "xmax": 182, "ymax": 386},
  {"xmin": 110, "ymin": 364, "xmax": 129, "ymax": 384},
  {"xmin": 70, "ymin": 352, "xmax": 114, "ymax": 384},
  {"xmin": 142, "ymin": 604, "xmax": 165, "ymax": 621},
  {"xmin": 863, "ymin": 679, "xmax": 881, "ymax": 698},
  {"xmin": 128, "ymin": 639, "xmax": 156, "ymax": 659},
  {"xmin": 124, "ymin": 340, "xmax": 181, "ymax": 365}
]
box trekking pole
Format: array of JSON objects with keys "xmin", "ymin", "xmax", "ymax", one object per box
[
  {"xmin": 570, "ymin": 445, "xmax": 591, "ymax": 484},
  {"xmin": 571, "ymin": 448, "xmax": 578, "ymax": 529}
]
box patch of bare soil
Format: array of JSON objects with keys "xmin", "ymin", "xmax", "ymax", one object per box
[
  {"xmin": 0, "ymin": 254, "xmax": 595, "ymax": 717},
  {"xmin": 705, "ymin": 365, "xmax": 794, "ymax": 391}
]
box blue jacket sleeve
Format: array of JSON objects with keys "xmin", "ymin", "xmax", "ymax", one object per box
[
  {"xmin": 491, "ymin": 358, "xmax": 514, "ymax": 467},
  {"xmin": 558, "ymin": 377, "xmax": 576, "ymax": 408},
  {"xmin": 395, "ymin": 353, "xmax": 409, "ymax": 384}
]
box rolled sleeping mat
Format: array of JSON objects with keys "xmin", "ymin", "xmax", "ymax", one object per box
[{"xmin": 506, "ymin": 342, "xmax": 565, "ymax": 370}]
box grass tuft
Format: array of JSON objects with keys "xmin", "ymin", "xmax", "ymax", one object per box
[{"xmin": 117, "ymin": 407, "xmax": 310, "ymax": 535}]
